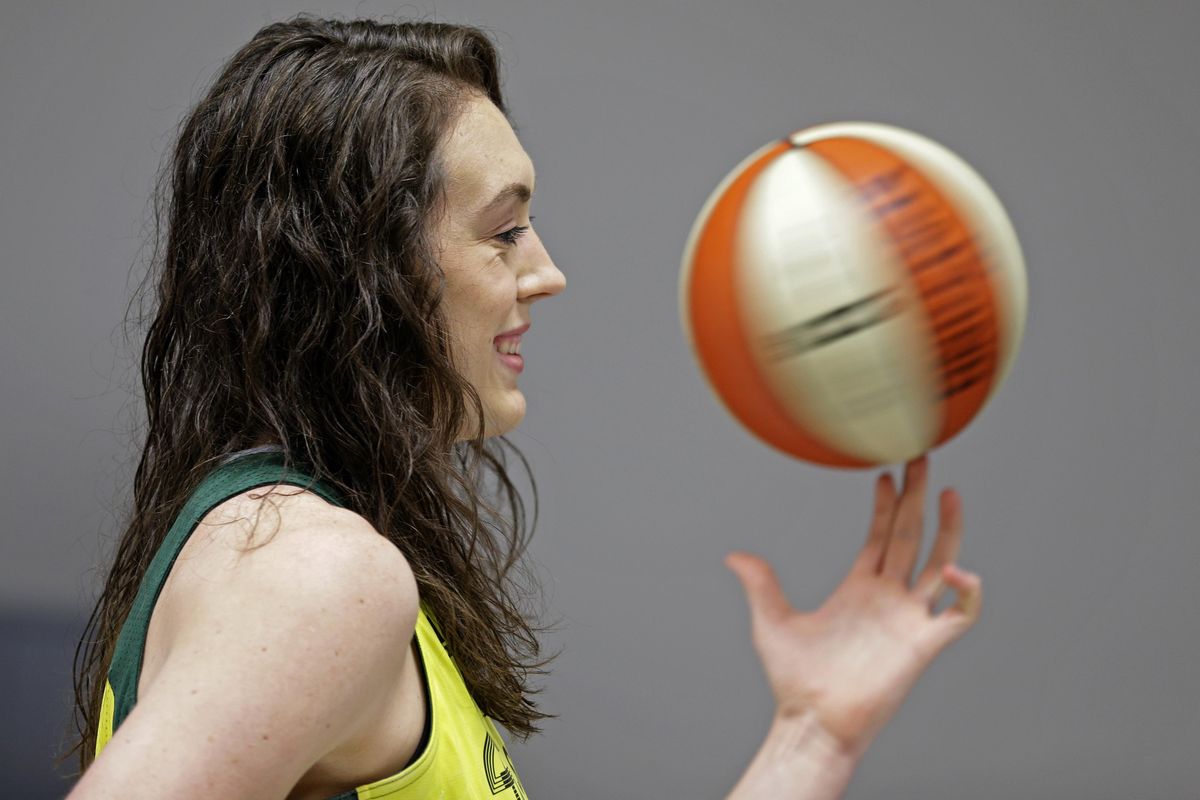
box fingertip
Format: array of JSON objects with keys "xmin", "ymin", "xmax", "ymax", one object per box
[
  {"xmin": 944, "ymin": 562, "xmax": 980, "ymax": 584},
  {"xmin": 730, "ymin": 552, "xmax": 777, "ymax": 585},
  {"xmin": 905, "ymin": 456, "xmax": 929, "ymax": 481},
  {"xmin": 724, "ymin": 550, "xmax": 753, "ymax": 573}
]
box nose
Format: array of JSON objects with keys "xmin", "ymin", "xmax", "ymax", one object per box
[{"xmin": 517, "ymin": 228, "xmax": 566, "ymax": 302}]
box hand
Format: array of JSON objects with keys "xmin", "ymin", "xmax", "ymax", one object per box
[{"xmin": 726, "ymin": 454, "xmax": 982, "ymax": 760}]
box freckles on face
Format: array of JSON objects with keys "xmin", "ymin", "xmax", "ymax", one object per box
[
  {"xmin": 433, "ymin": 93, "xmax": 538, "ymax": 438},
  {"xmin": 444, "ymin": 250, "xmax": 519, "ymax": 368}
]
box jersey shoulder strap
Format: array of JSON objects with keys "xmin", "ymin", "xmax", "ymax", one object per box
[
  {"xmin": 102, "ymin": 448, "xmax": 346, "ymax": 740},
  {"xmin": 94, "ymin": 450, "xmax": 530, "ymax": 800}
]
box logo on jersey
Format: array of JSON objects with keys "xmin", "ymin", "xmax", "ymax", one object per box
[{"xmin": 483, "ymin": 730, "xmax": 526, "ymax": 799}]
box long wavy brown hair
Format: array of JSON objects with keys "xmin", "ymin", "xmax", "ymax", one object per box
[{"xmin": 67, "ymin": 13, "xmax": 555, "ymax": 773}]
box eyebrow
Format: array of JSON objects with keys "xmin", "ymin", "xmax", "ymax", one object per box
[{"xmin": 476, "ymin": 182, "xmax": 532, "ymax": 216}]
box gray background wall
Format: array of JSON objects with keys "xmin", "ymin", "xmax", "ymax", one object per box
[{"xmin": 2, "ymin": 0, "xmax": 1196, "ymax": 797}]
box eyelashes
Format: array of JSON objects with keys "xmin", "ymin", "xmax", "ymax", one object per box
[
  {"xmin": 495, "ymin": 226, "xmax": 528, "ymax": 246},
  {"xmin": 495, "ymin": 216, "xmax": 536, "ymax": 246}
]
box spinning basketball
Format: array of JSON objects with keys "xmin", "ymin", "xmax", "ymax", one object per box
[{"xmin": 680, "ymin": 122, "xmax": 1027, "ymax": 468}]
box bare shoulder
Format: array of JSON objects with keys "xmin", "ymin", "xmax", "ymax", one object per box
[
  {"xmin": 143, "ymin": 483, "xmax": 421, "ymax": 711},
  {"xmin": 163, "ymin": 484, "xmax": 418, "ymax": 628},
  {"xmin": 78, "ymin": 487, "xmax": 423, "ymax": 798}
]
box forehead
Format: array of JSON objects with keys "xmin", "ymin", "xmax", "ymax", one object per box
[{"xmin": 441, "ymin": 94, "xmax": 534, "ymax": 213}]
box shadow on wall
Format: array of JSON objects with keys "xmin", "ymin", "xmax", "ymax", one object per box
[{"xmin": 2, "ymin": 609, "xmax": 86, "ymax": 797}]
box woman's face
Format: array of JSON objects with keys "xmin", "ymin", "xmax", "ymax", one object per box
[{"xmin": 433, "ymin": 93, "xmax": 566, "ymax": 440}]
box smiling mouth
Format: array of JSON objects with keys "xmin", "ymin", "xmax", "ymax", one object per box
[
  {"xmin": 494, "ymin": 339, "xmax": 522, "ymax": 356},
  {"xmin": 495, "ymin": 350, "xmax": 524, "ymax": 375}
]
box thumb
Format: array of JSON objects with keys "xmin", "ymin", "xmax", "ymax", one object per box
[
  {"xmin": 725, "ymin": 551, "xmax": 791, "ymax": 627},
  {"xmin": 921, "ymin": 563, "xmax": 984, "ymax": 652}
]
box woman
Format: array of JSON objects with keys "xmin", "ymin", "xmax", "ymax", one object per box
[{"xmin": 68, "ymin": 14, "xmax": 982, "ymax": 799}]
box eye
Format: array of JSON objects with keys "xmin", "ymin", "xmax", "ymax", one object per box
[{"xmin": 495, "ymin": 216, "xmax": 536, "ymax": 247}]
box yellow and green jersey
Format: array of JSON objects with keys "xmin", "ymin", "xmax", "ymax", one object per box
[{"xmin": 95, "ymin": 447, "xmax": 529, "ymax": 799}]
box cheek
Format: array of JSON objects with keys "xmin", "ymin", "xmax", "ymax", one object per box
[
  {"xmin": 447, "ymin": 271, "xmax": 517, "ymax": 350},
  {"xmin": 466, "ymin": 266, "xmax": 518, "ymax": 317},
  {"xmin": 491, "ymin": 272, "xmax": 519, "ymax": 308}
]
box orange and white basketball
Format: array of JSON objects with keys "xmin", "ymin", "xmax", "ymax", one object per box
[{"xmin": 679, "ymin": 122, "xmax": 1027, "ymax": 469}]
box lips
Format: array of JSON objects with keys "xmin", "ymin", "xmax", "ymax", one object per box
[
  {"xmin": 494, "ymin": 323, "xmax": 528, "ymax": 362},
  {"xmin": 495, "ymin": 349, "xmax": 524, "ymax": 374},
  {"xmin": 494, "ymin": 322, "xmax": 530, "ymax": 341},
  {"xmin": 494, "ymin": 322, "xmax": 527, "ymax": 372}
]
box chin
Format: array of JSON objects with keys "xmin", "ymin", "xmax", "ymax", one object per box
[
  {"xmin": 483, "ymin": 394, "xmax": 527, "ymax": 438},
  {"xmin": 455, "ymin": 393, "xmax": 525, "ymax": 441}
]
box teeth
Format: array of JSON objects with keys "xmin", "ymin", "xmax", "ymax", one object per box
[{"xmin": 495, "ymin": 339, "xmax": 521, "ymax": 355}]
